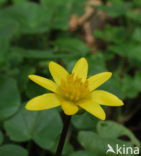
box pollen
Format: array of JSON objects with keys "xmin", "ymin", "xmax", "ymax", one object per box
[{"xmin": 60, "ymin": 74, "xmax": 89, "ymax": 101}]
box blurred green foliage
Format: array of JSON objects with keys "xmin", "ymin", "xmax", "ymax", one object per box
[{"xmin": 0, "ymin": 0, "xmax": 141, "ymax": 155}]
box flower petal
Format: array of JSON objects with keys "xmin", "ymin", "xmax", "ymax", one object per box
[
  {"xmin": 25, "ymin": 93, "xmax": 60, "ymax": 111},
  {"xmin": 72, "ymin": 58, "xmax": 88, "ymax": 81},
  {"xmin": 91, "ymin": 90, "xmax": 124, "ymax": 106},
  {"xmin": 28, "ymin": 75, "xmax": 57, "ymax": 92},
  {"xmin": 88, "ymin": 72, "xmax": 112, "ymax": 91},
  {"xmin": 49, "ymin": 61, "xmax": 69, "ymax": 85},
  {"xmin": 78, "ymin": 99, "xmax": 106, "ymax": 120},
  {"xmin": 61, "ymin": 100, "xmax": 79, "ymax": 115}
]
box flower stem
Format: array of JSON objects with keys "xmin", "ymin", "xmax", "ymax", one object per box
[{"xmin": 55, "ymin": 114, "xmax": 71, "ymax": 156}]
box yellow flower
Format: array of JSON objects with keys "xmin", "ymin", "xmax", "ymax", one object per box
[{"xmin": 25, "ymin": 58, "xmax": 124, "ymax": 120}]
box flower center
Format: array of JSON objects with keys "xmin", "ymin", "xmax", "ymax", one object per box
[{"xmin": 60, "ymin": 74, "xmax": 89, "ymax": 101}]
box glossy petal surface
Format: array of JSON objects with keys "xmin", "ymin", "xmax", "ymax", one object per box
[
  {"xmin": 29, "ymin": 75, "xmax": 57, "ymax": 92},
  {"xmin": 49, "ymin": 61, "xmax": 69, "ymax": 85},
  {"xmin": 25, "ymin": 93, "xmax": 60, "ymax": 110},
  {"xmin": 72, "ymin": 58, "xmax": 88, "ymax": 82},
  {"xmin": 61, "ymin": 100, "xmax": 79, "ymax": 115},
  {"xmin": 88, "ymin": 72, "xmax": 112, "ymax": 91},
  {"xmin": 91, "ymin": 90, "xmax": 124, "ymax": 106},
  {"xmin": 78, "ymin": 99, "xmax": 106, "ymax": 120}
]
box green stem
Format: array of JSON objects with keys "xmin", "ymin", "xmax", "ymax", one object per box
[{"xmin": 55, "ymin": 114, "xmax": 71, "ymax": 156}]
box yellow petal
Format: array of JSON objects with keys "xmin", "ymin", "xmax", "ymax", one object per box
[
  {"xmin": 78, "ymin": 99, "xmax": 106, "ymax": 120},
  {"xmin": 49, "ymin": 61, "xmax": 69, "ymax": 85},
  {"xmin": 88, "ymin": 72, "xmax": 112, "ymax": 91},
  {"xmin": 61, "ymin": 100, "xmax": 79, "ymax": 115},
  {"xmin": 25, "ymin": 93, "xmax": 60, "ymax": 111},
  {"xmin": 28, "ymin": 75, "xmax": 57, "ymax": 92},
  {"xmin": 91, "ymin": 90, "xmax": 124, "ymax": 106},
  {"xmin": 72, "ymin": 58, "xmax": 88, "ymax": 81}
]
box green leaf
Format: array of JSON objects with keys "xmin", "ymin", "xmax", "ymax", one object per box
[
  {"xmin": 70, "ymin": 0, "xmax": 88, "ymax": 16},
  {"xmin": 17, "ymin": 65, "xmax": 35, "ymax": 92},
  {"xmin": 41, "ymin": 0, "xmax": 70, "ymax": 30},
  {"xmin": 0, "ymin": 0, "xmax": 8, "ymax": 7},
  {"xmin": 72, "ymin": 112, "xmax": 98, "ymax": 130},
  {"xmin": 109, "ymin": 43, "xmax": 141, "ymax": 61},
  {"xmin": 10, "ymin": 47, "xmax": 78, "ymax": 60},
  {"xmin": 0, "ymin": 144, "xmax": 28, "ymax": 156},
  {"xmin": 78, "ymin": 131, "xmax": 118, "ymax": 156},
  {"xmin": 87, "ymin": 52, "xmax": 106, "ymax": 76},
  {"xmin": 133, "ymin": 0, "xmax": 141, "ymax": 6},
  {"xmin": 78, "ymin": 131, "xmax": 137, "ymax": 156},
  {"xmin": 127, "ymin": 11, "xmax": 141, "ymax": 23},
  {"xmin": 132, "ymin": 27, "xmax": 141, "ymax": 43},
  {"xmin": 54, "ymin": 37, "xmax": 91, "ymax": 56},
  {"xmin": 0, "ymin": 76, "xmax": 21, "ymax": 121},
  {"xmin": 0, "ymin": 39, "xmax": 9, "ymax": 70},
  {"xmin": 69, "ymin": 150, "xmax": 92, "ymax": 156},
  {"xmin": 49, "ymin": 5, "xmax": 70, "ymax": 30},
  {"xmin": 94, "ymin": 4, "xmax": 128, "ymax": 17},
  {"xmin": 12, "ymin": 0, "xmax": 28, "ymax": 4},
  {"xmin": 46, "ymin": 138, "xmax": 74, "ymax": 154},
  {"xmin": 25, "ymin": 80, "xmax": 47, "ymax": 99},
  {"xmin": 97, "ymin": 121, "xmax": 140, "ymax": 146},
  {"xmin": 94, "ymin": 26, "xmax": 127, "ymax": 44},
  {"xmin": 134, "ymin": 71, "xmax": 141, "ymax": 92},
  {"xmin": 62, "ymin": 142, "xmax": 74, "ymax": 155},
  {"xmin": 41, "ymin": 0, "xmax": 87, "ymax": 18},
  {"xmin": 0, "ymin": 18, "xmax": 19, "ymax": 39},
  {"xmin": 4, "ymin": 107, "xmax": 62, "ymax": 151},
  {"xmin": 98, "ymin": 74, "xmax": 125, "ymax": 100},
  {"xmin": 0, "ymin": 131, "xmax": 3, "ymax": 145},
  {"xmin": 120, "ymin": 74, "xmax": 139, "ymax": 98},
  {"xmin": 78, "ymin": 121, "xmax": 140, "ymax": 156},
  {"xmin": 5, "ymin": 2, "xmax": 51, "ymax": 34}
]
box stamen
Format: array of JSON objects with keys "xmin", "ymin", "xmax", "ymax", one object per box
[{"xmin": 60, "ymin": 74, "xmax": 89, "ymax": 101}]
